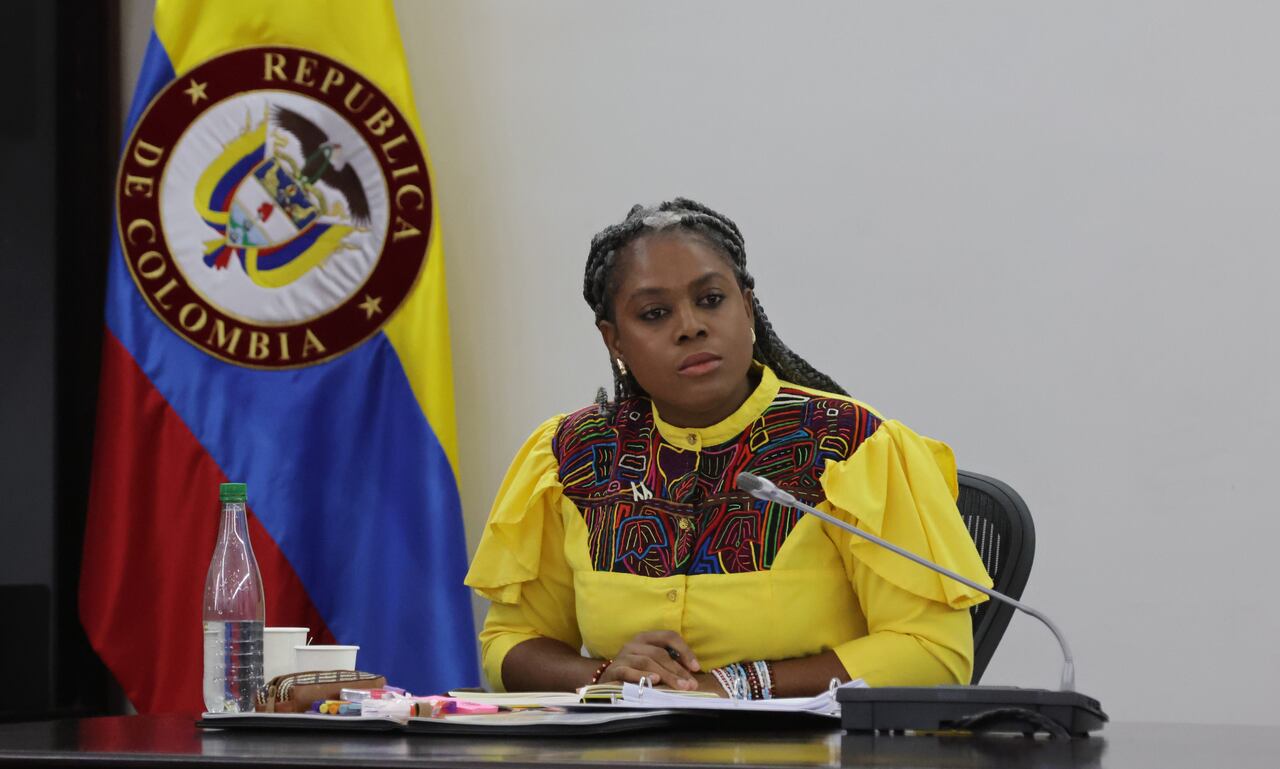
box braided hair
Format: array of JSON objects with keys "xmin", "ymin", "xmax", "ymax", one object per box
[{"xmin": 583, "ymin": 197, "xmax": 847, "ymax": 412}]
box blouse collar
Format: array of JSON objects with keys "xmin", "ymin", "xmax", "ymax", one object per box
[{"xmin": 651, "ymin": 364, "xmax": 780, "ymax": 451}]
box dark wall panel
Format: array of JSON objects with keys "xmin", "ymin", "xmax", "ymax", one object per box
[
  {"xmin": 0, "ymin": 0, "xmax": 117, "ymax": 720},
  {"xmin": 0, "ymin": 0, "xmax": 58, "ymax": 717},
  {"xmin": 0, "ymin": 0, "xmax": 57, "ymax": 589}
]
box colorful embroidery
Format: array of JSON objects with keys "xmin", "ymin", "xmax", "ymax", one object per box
[{"xmin": 552, "ymin": 387, "xmax": 881, "ymax": 576}]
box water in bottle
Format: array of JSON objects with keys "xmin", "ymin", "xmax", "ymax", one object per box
[{"xmin": 202, "ymin": 482, "xmax": 266, "ymax": 712}]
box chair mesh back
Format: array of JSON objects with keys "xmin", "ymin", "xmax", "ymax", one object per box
[
  {"xmin": 955, "ymin": 471, "xmax": 1035, "ymax": 684},
  {"xmin": 959, "ymin": 490, "xmax": 1008, "ymax": 631}
]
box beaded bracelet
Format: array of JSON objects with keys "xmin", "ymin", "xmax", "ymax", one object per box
[
  {"xmin": 710, "ymin": 665, "xmax": 735, "ymax": 697},
  {"xmin": 753, "ymin": 660, "xmax": 774, "ymax": 700},
  {"xmin": 712, "ymin": 661, "xmax": 775, "ymax": 700},
  {"xmin": 589, "ymin": 658, "xmax": 613, "ymax": 685},
  {"xmin": 744, "ymin": 661, "xmax": 760, "ymax": 699},
  {"xmin": 711, "ymin": 663, "xmax": 751, "ymax": 699}
]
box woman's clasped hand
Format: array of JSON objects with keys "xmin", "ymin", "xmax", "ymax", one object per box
[{"xmin": 597, "ymin": 630, "xmax": 731, "ymax": 694}]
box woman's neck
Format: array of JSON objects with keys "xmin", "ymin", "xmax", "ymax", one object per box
[{"xmin": 651, "ymin": 367, "xmax": 761, "ymax": 429}]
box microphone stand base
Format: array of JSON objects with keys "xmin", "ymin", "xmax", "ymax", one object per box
[{"xmin": 837, "ymin": 685, "xmax": 1108, "ymax": 738}]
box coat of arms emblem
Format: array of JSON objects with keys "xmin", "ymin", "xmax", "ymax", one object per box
[
  {"xmin": 116, "ymin": 47, "xmax": 432, "ymax": 368},
  {"xmin": 198, "ymin": 106, "xmax": 372, "ymax": 289}
]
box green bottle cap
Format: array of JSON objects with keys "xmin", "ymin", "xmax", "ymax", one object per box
[{"xmin": 219, "ymin": 482, "xmax": 247, "ymax": 503}]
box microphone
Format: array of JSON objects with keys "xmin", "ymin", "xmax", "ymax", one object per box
[{"xmin": 736, "ymin": 471, "xmax": 1106, "ymax": 736}]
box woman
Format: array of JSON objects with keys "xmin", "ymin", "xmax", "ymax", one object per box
[{"xmin": 465, "ymin": 198, "xmax": 992, "ymax": 698}]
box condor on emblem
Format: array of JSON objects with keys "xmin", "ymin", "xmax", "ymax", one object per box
[{"xmin": 116, "ymin": 47, "xmax": 432, "ymax": 367}]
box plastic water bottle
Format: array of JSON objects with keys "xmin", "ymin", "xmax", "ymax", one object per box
[{"xmin": 202, "ymin": 482, "xmax": 266, "ymax": 712}]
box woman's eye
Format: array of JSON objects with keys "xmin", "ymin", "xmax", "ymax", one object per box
[
  {"xmin": 640, "ymin": 307, "xmax": 668, "ymax": 321},
  {"xmin": 700, "ymin": 293, "xmax": 725, "ymax": 307}
]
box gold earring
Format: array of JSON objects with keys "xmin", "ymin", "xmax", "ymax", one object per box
[
  {"xmin": 751, "ymin": 328, "xmax": 757, "ymax": 344},
  {"xmin": 616, "ymin": 358, "xmax": 629, "ymax": 377}
]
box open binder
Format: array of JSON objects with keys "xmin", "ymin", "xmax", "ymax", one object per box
[
  {"xmin": 589, "ymin": 678, "xmax": 862, "ymax": 717},
  {"xmin": 198, "ymin": 708, "xmax": 686, "ymax": 737}
]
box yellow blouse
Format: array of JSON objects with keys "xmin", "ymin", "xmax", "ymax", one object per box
[{"xmin": 465, "ymin": 367, "xmax": 993, "ymax": 691}]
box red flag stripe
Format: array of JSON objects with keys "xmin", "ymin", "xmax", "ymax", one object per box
[{"xmin": 80, "ymin": 331, "xmax": 334, "ymax": 714}]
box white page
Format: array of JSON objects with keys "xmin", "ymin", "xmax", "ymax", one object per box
[
  {"xmin": 618, "ymin": 678, "xmax": 867, "ymax": 717},
  {"xmin": 445, "ymin": 690, "xmax": 583, "ymax": 707}
]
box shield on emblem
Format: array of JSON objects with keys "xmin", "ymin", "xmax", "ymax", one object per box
[
  {"xmin": 197, "ymin": 111, "xmax": 355, "ymax": 289},
  {"xmin": 225, "ymin": 158, "xmax": 318, "ymax": 252}
]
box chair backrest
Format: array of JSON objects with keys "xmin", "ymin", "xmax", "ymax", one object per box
[{"xmin": 956, "ymin": 470, "xmax": 1035, "ymax": 685}]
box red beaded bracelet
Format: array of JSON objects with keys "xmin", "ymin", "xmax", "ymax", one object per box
[
  {"xmin": 744, "ymin": 662, "xmax": 763, "ymax": 700},
  {"xmin": 589, "ymin": 658, "xmax": 613, "ymax": 685}
]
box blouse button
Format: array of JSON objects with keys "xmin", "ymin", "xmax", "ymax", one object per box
[
  {"xmin": 666, "ymin": 589, "xmax": 679, "ymax": 602},
  {"xmin": 686, "ymin": 434, "xmax": 697, "ymax": 446}
]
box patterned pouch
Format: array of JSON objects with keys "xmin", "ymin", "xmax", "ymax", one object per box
[{"xmin": 256, "ymin": 670, "xmax": 386, "ymax": 713}]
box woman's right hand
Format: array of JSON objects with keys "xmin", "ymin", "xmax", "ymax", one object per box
[{"xmin": 597, "ymin": 630, "xmax": 701, "ymax": 690}]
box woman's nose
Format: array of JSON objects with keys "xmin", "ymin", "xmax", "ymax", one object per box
[{"xmin": 675, "ymin": 304, "xmax": 708, "ymax": 342}]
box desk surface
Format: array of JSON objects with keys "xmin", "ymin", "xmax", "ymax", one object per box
[{"xmin": 0, "ymin": 715, "xmax": 1276, "ymax": 769}]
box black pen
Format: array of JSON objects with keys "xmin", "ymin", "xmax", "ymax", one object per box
[{"xmin": 666, "ymin": 646, "xmax": 681, "ymax": 662}]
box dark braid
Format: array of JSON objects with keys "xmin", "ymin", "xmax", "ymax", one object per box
[{"xmin": 583, "ymin": 198, "xmax": 847, "ymax": 415}]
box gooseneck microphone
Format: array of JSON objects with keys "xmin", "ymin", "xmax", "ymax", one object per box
[
  {"xmin": 736, "ymin": 472, "xmax": 1076, "ymax": 691},
  {"xmin": 736, "ymin": 471, "xmax": 1107, "ymax": 736}
]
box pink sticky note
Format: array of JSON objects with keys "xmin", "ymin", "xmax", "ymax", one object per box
[{"xmin": 413, "ymin": 696, "xmax": 500, "ymax": 715}]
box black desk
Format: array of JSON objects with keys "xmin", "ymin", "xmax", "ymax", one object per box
[{"xmin": 0, "ymin": 715, "xmax": 1276, "ymax": 768}]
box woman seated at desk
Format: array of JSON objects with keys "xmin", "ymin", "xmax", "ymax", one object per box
[{"xmin": 465, "ymin": 198, "xmax": 993, "ymax": 698}]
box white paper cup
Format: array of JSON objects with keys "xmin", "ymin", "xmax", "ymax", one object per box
[
  {"xmin": 294, "ymin": 644, "xmax": 359, "ymax": 671},
  {"xmin": 262, "ymin": 627, "xmax": 309, "ymax": 682}
]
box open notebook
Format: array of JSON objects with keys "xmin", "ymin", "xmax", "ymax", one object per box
[{"xmin": 444, "ymin": 690, "xmax": 585, "ymax": 708}]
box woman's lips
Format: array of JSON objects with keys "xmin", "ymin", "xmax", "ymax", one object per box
[{"xmin": 678, "ymin": 352, "xmax": 722, "ymax": 376}]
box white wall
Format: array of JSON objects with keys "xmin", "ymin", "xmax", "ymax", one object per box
[{"xmin": 120, "ymin": 1, "xmax": 1280, "ymax": 725}]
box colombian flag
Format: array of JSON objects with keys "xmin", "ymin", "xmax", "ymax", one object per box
[{"xmin": 80, "ymin": 0, "xmax": 477, "ymax": 714}]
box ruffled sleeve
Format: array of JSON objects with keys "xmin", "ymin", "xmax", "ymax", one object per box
[
  {"xmin": 820, "ymin": 419, "xmax": 992, "ymax": 609},
  {"xmin": 464, "ymin": 416, "xmax": 581, "ymax": 690},
  {"xmin": 819, "ymin": 419, "xmax": 993, "ymax": 685},
  {"xmin": 465, "ymin": 415, "xmax": 565, "ymax": 604}
]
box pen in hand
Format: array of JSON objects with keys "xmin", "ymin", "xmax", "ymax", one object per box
[
  {"xmin": 665, "ymin": 643, "xmax": 700, "ymax": 671},
  {"xmin": 665, "ymin": 645, "xmax": 694, "ymax": 689}
]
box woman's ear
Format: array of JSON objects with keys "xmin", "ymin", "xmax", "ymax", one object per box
[
  {"xmin": 597, "ymin": 319, "xmax": 621, "ymax": 360},
  {"xmin": 743, "ymin": 288, "xmax": 755, "ymax": 326}
]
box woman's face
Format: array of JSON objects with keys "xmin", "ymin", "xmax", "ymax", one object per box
[{"xmin": 598, "ymin": 230, "xmax": 756, "ymax": 427}]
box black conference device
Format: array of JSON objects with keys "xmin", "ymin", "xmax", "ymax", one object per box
[{"xmin": 736, "ymin": 472, "xmax": 1107, "ymax": 737}]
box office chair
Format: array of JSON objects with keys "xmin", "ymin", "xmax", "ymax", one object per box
[{"xmin": 956, "ymin": 470, "xmax": 1035, "ymax": 684}]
